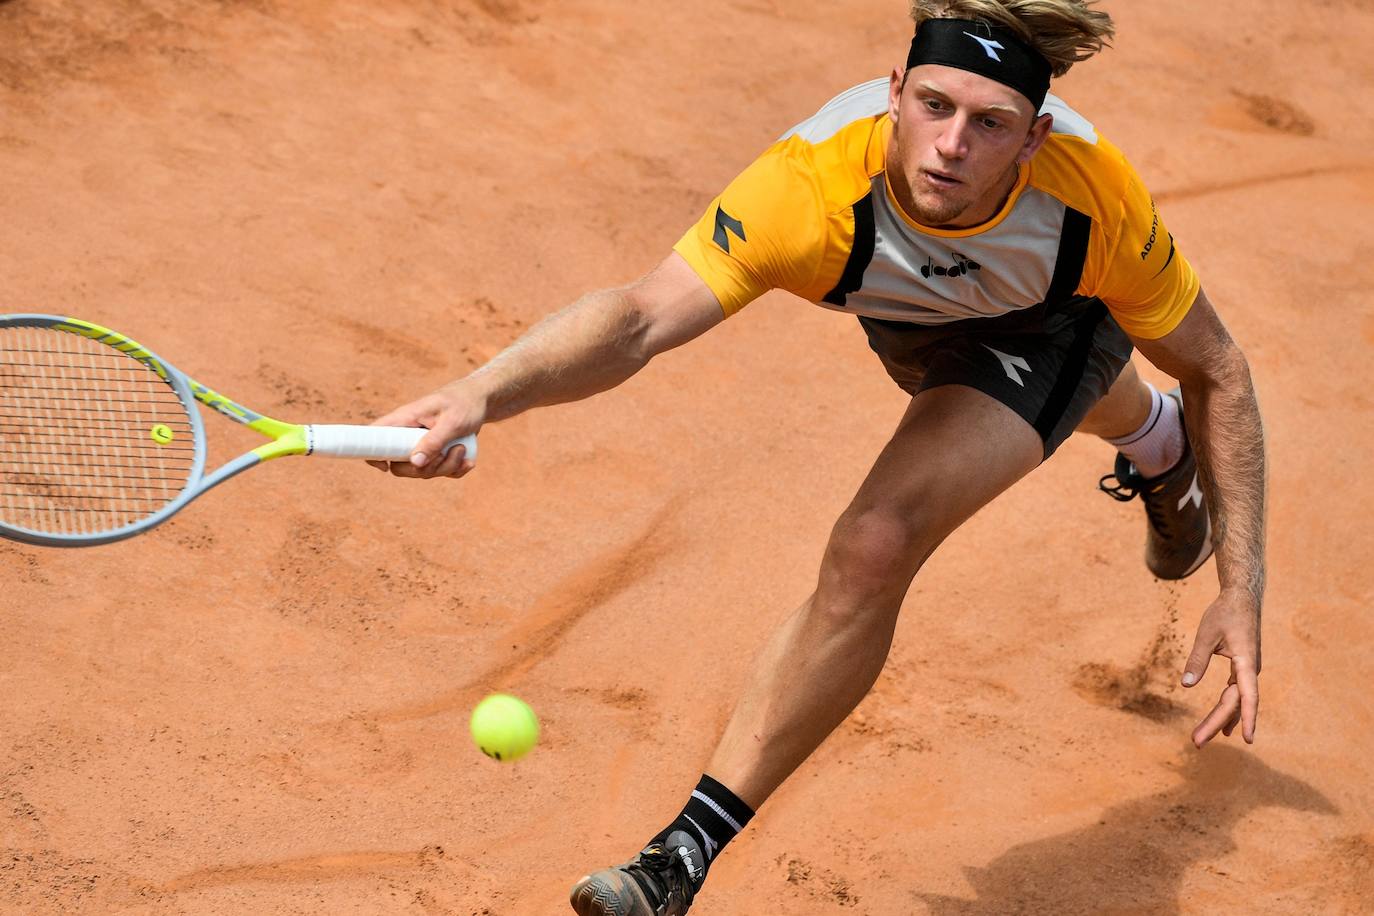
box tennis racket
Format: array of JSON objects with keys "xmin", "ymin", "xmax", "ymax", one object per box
[{"xmin": 0, "ymin": 314, "xmax": 475, "ymax": 547}]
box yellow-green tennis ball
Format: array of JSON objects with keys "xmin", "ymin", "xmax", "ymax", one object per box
[{"xmin": 470, "ymin": 693, "xmax": 539, "ymax": 762}]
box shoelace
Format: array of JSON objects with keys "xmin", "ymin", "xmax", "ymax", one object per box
[
  {"xmin": 1097, "ymin": 470, "xmax": 1140, "ymax": 503},
  {"xmin": 1099, "ymin": 468, "xmax": 1175, "ymax": 537},
  {"xmin": 625, "ymin": 845, "xmax": 697, "ymax": 913}
]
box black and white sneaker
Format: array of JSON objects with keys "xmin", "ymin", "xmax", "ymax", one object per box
[
  {"xmin": 1099, "ymin": 388, "xmax": 1214, "ymax": 580},
  {"xmin": 570, "ymin": 840, "xmax": 698, "ymax": 916}
]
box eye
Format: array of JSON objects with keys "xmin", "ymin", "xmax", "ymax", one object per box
[
  {"xmin": 924, "ymin": 98, "xmax": 946, "ymax": 112},
  {"xmin": 980, "ymin": 117, "xmax": 1004, "ymax": 130}
]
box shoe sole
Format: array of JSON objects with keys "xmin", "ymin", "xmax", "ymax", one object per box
[{"xmin": 569, "ymin": 876, "xmax": 639, "ymax": 916}]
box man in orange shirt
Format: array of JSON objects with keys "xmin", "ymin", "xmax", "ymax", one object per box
[{"xmin": 374, "ymin": 2, "xmax": 1266, "ymax": 913}]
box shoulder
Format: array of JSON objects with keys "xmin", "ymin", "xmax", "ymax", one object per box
[
  {"xmin": 1026, "ymin": 95, "xmax": 1138, "ymax": 226},
  {"xmin": 780, "ymin": 76, "xmax": 890, "ymax": 145},
  {"xmin": 1027, "ymin": 100, "xmax": 1199, "ymax": 337},
  {"xmin": 671, "ymin": 81, "xmax": 895, "ymax": 313},
  {"xmin": 767, "ymin": 77, "xmax": 892, "ymax": 214},
  {"xmin": 710, "ymin": 86, "xmax": 888, "ymax": 255}
]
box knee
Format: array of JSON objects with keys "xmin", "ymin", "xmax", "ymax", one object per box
[{"xmin": 820, "ymin": 508, "xmax": 932, "ymax": 607}]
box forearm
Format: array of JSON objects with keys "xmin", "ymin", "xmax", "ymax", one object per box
[
  {"xmin": 465, "ymin": 287, "xmax": 651, "ymax": 422},
  {"xmin": 1182, "ymin": 354, "xmax": 1267, "ymax": 607}
]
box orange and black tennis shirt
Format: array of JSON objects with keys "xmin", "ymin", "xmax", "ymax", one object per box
[{"xmin": 674, "ymin": 78, "xmax": 1199, "ymax": 340}]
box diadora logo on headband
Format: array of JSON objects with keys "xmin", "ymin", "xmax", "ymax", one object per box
[
  {"xmin": 907, "ymin": 19, "xmax": 1051, "ymax": 109},
  {"xmin": 963, "ymin": 31, "xmax": 1004, "ymax": 61}
]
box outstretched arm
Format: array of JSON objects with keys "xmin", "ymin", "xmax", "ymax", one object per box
[
  {"xmin": 1130, "ymin": 286, "xmax": 1267, "ymax": 747},
  {"xmin": 373, "ymin": 252, "xmax": 725, "ymax": 478}
]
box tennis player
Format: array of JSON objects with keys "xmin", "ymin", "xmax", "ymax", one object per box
[{"xmin": 374, "ymin": 2, "xmax": 1266, "ymax": 912}]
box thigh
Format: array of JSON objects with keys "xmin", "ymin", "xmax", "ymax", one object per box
[{"xmin": 847, "ymin": 383, "xmax": 1044, "ymax": 540}]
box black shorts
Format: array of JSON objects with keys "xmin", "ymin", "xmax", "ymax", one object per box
[{"xmin": 859, "ymin": 296, "xmax": 1133, "ymax": 460}]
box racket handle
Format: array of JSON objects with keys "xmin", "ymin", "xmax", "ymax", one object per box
[{"xmin": 305, "ymin": 425, "xmax": 477, "ymax": 462}]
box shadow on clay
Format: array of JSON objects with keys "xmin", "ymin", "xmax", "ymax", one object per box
[
  {"xmin": 149, "ymin": 845, "xmax": 449, "ymax": 893},
  {"xmin": 913, "ymin": 746, "xmax": 1337, "ymax": 915}
]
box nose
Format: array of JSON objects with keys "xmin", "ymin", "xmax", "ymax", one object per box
[{"xmin": 934, "ymin": 113, "xmax": 969, "ymax": 161}]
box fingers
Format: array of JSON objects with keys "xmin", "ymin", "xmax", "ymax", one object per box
[
  {"xmin": 1181, "ymin": 625, "xmax": 1219, "ymax": 688},
  {"xmin": 411, "ymin": 427, "xmax": 463, "ymax": 471},
  {"xmin": 365, "ymin": 430, "xmax": 471, "ymax": 477},
  {"xmin": 381, "ymin": 442, "xmax": 475, "ymax": 480},
  {"xmin": 423, "ymin": 441, "xmax": 471, "ymax": 477},
  {"xmin": 365, "ymin": 385, "xmax": 486, "ymax": 479},
  {"xmin": 1191, "ymin": 682, "xmax": 1241, "ymax": 748},
  {"xmin": 1233, "ymin": 655, "xmax": 1260, "ymax": 743},
  {"xmin": 370, "ymin": 401, "xmax": 433, "ymax": 430},
  {"xmin": 367, "ymin": 399, "xmax": 441, "ymax": 473},
  {"xmin": 446, "ymin": 458, "xmax": 477, "ymax": 479}
]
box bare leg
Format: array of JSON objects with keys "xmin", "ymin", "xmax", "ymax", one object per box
[
  {"xmin": 1075, "ymin": 360, "xmax": 1153, "ymax": 439},
  {"xmin": 706, "ymin": 384, "xmax": 1044, "ymax": 809}
]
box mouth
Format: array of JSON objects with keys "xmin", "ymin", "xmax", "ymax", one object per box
[{"xmin": 920, "ymin": 168, "xmax": 962, "ymax": 189}]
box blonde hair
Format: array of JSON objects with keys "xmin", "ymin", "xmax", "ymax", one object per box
[{"xmin": 908, "ymin": 0, "xmax": 1114, "ymax": 77}]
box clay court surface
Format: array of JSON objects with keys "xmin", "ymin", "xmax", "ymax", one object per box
[{"xmin": 2, "ymin": 0, "xmax": 1373, "ymax": 912}]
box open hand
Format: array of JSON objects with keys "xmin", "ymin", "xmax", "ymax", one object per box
[{"xmin": 1181, "ymin": 589, "xmax": 1262, "ymax": 747}]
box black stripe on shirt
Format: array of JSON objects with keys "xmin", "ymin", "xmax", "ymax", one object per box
[
  {"xmin": 822, "ymin": 193, "xmax": 876, "ymax": 307},
  {"xmin": 1043, "ymin": 205, "xmax": 1091, "ymax": 306}
]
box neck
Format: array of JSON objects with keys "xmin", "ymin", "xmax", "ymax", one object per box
[{"xmin": 944, "ymin": 162, "xmax": 1023, "ymax": 229}]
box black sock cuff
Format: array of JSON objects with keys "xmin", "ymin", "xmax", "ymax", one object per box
[
  {"xmin": 696, "ymin": 774, "xmax": 755, "ymax": 827},
  {"xmin": 649, "ymin": 773, "xmax": 757, "ymax": 885}
]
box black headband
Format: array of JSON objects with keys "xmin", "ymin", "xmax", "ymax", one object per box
[{"xmin": 906, "ymin": 18, "xmax": 1051, "ymax": 111}]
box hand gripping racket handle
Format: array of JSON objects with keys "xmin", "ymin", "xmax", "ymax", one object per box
[{"xmin": 305, "ymin": 425, "xmax": 477, "ymax": 462}]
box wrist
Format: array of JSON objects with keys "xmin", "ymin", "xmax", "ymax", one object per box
[
  {"xmin": 1217, "ymin": 584, "xmax": 1262, "ymax": 613},
  {"xmin": 458, "ymin": 372, "xmax": 493, "ymax": 404}
]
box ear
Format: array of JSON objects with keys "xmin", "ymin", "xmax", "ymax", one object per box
[
  {"xmin": 887, "ymin": 65, "xmax": 905, "ymax": 123},
  {"xmin": 1017, "ymin": 112, "xmax": 1054, "ymax": 164}
]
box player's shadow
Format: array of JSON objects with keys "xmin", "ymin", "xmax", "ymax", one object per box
[{"xmin": 915, "ymin": 745, "xmax": 1336, "ymax": 915}]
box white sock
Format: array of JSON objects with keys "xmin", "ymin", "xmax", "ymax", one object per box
[{"xmin": 1106, "ymin": 383, "xmax": 1185, "ymax": 479}]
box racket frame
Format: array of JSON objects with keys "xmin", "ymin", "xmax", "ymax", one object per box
[{"xmin": 3, "ymin": 314, "xmax": 341, "ymax": 547}]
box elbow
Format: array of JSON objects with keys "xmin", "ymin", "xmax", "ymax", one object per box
[
  {"xmin": 614, "ymin": 286, "xmax": 684, "ymax": 368},
  {"xmin": 1179, "ymin": 340, "xmax": 1252, "ymax": 393},
  {"xmin": 1230, "ymin": 349, "xmax": 1254, "ymax": 389},
  {"xmin": 610, "ymin": 289, "xmax": 658, "ymax": 369},
  {"xmin": 622, "ymin": 342, "xmax": 654, "ymax": 377},
  {"xmin": 1213, "ymin": 339, "xmax": 1252, "ymax": 387}
]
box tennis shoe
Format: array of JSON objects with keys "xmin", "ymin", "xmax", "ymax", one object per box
[
  {"xmin": 1099, "ymin": 388, "xmax": 1214, "ymax": 580},
  {"xmin": 569, "ymin": 841, "xmax": 698, "ymax": 915}
]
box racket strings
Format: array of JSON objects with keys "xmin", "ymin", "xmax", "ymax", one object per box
[{"xmin": 0, "ymin": 327, "xmax": 198, "ymax": 537}]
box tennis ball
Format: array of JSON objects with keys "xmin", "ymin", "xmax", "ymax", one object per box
[{"xmin": 470, "ymin": 693, "xmax": 539, "ymax": 762}]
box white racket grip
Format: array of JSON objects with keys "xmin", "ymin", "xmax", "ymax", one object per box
[{"xmin": 305, "ymin": 425, "xmax": 477, "ymax": 462}]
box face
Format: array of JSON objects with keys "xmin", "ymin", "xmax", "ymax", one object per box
[{"xmin": 886, "ymin": 64, "xmax": 1052, "ymax": 228}]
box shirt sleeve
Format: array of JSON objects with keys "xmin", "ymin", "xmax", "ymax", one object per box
[
  {"xmin": 1093, "ymin": 164, "xmax": 1201, "ymax": 340},
  {"xmin": 673, "ymin": 142, "xmax": 829, "ymax": 317}
]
